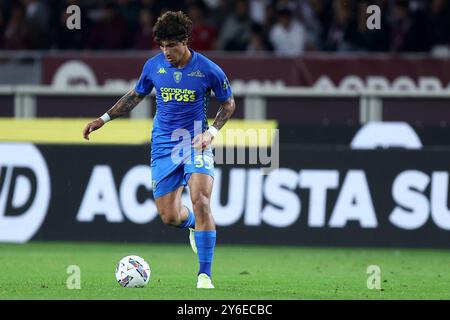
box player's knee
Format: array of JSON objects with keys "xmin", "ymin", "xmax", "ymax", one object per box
[
  {"xmin": 192, "ymin": 194, "xmax": 210, "ymax": 215},
  {"xmin": 159, "ymin": 210, "xmax": 179, "ymax": 226}
]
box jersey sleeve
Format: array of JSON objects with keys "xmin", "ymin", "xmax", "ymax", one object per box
[
  {"xmin": 208, "ymin": 63, "xmax": 232, "ymax": 103},
  {"xmin": 134, "ymin": 60, "xmax": 154, "ymax": 96}
]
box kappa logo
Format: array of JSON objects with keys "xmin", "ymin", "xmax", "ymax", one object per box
[
  {"xmin": 157, "ymin": 68, "xmax": 167, "ymax": 74},
  {"xmin": 173, "ymin": 71, "xmax": 182, "ymax": 83},
  {"xmin": 222, "ymin": 78, "xmax": 229, "ymax": 90},
  {"xmin": 187, "ymin": 70, "xmax": 205, "ymax": 77}
]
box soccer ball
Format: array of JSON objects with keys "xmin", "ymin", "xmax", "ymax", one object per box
[{"xmin": 115, "ymin": 255, "xmax": 151, "ymax": 288}]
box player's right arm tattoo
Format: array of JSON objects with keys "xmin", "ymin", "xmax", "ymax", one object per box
[
  {"xmin": 106, "ymin": 89, "xmax": 145, "ymax": 120},
  {"xmin": 212, "ymin": 96, "xmax": 235, "ymax": 130}
]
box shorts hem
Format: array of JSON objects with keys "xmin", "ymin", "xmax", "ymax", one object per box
[
  {"xmin": 153, "ymin": 183, "xmax": 184, "ymax": 199},
  {"xmin": 184, "ymin": 171, "xmax": 214, "ymax": 185}
]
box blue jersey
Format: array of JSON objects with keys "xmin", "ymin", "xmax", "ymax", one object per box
[{"xmin": 134, "ymin": 49, "xmax": 232, "ymax": 159}]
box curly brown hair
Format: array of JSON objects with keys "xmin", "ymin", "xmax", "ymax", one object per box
[{"xmin": 153, "ymin": 11, "xmax": 193, "ymax": 44}]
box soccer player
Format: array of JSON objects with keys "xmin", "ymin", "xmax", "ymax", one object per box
[{"xmin": 82, "ymin": 11, "xmax": 235, "ymax": 289}]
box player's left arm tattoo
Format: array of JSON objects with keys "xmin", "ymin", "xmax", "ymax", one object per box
[{"xmin": 212, "ymin": 96, "xmax": 235, "ymax": 130}]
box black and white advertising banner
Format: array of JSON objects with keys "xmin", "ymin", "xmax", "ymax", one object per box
[{"xmin": 1, "ymin": 142, "xmax": 450, "ymax": 248}]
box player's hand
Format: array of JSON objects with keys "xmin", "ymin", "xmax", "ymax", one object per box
[
  {"xmin": 83, "ymin": 118, "xmax": 104, "ymax": 141},
  {"xmin": 192, "ymin": 131, "xmax": 214, "ymax": 151}
]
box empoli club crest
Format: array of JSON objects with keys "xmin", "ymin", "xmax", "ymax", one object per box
[{"xmin": 173, "ymin": 71, "xmax": 182, "ymax": 83}]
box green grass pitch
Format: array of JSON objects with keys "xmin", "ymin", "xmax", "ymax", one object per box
[{"xmin": 0, "ymin": 242, "xmax": 449, "ymax": 300}]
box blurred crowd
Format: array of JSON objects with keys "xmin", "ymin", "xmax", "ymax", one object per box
[{"xmin": 0, "ymin": 0, "xmax": 449, "ymax": 54}]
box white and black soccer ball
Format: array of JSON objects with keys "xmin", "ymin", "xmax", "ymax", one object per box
[{"xmin": 115, "ymin": 255, "xmax": 151, "ymax": 288}]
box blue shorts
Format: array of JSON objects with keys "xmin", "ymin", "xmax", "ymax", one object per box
[{"xmin": 151, "ymin": 147, "xmax": 214, "ymax": 199}]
